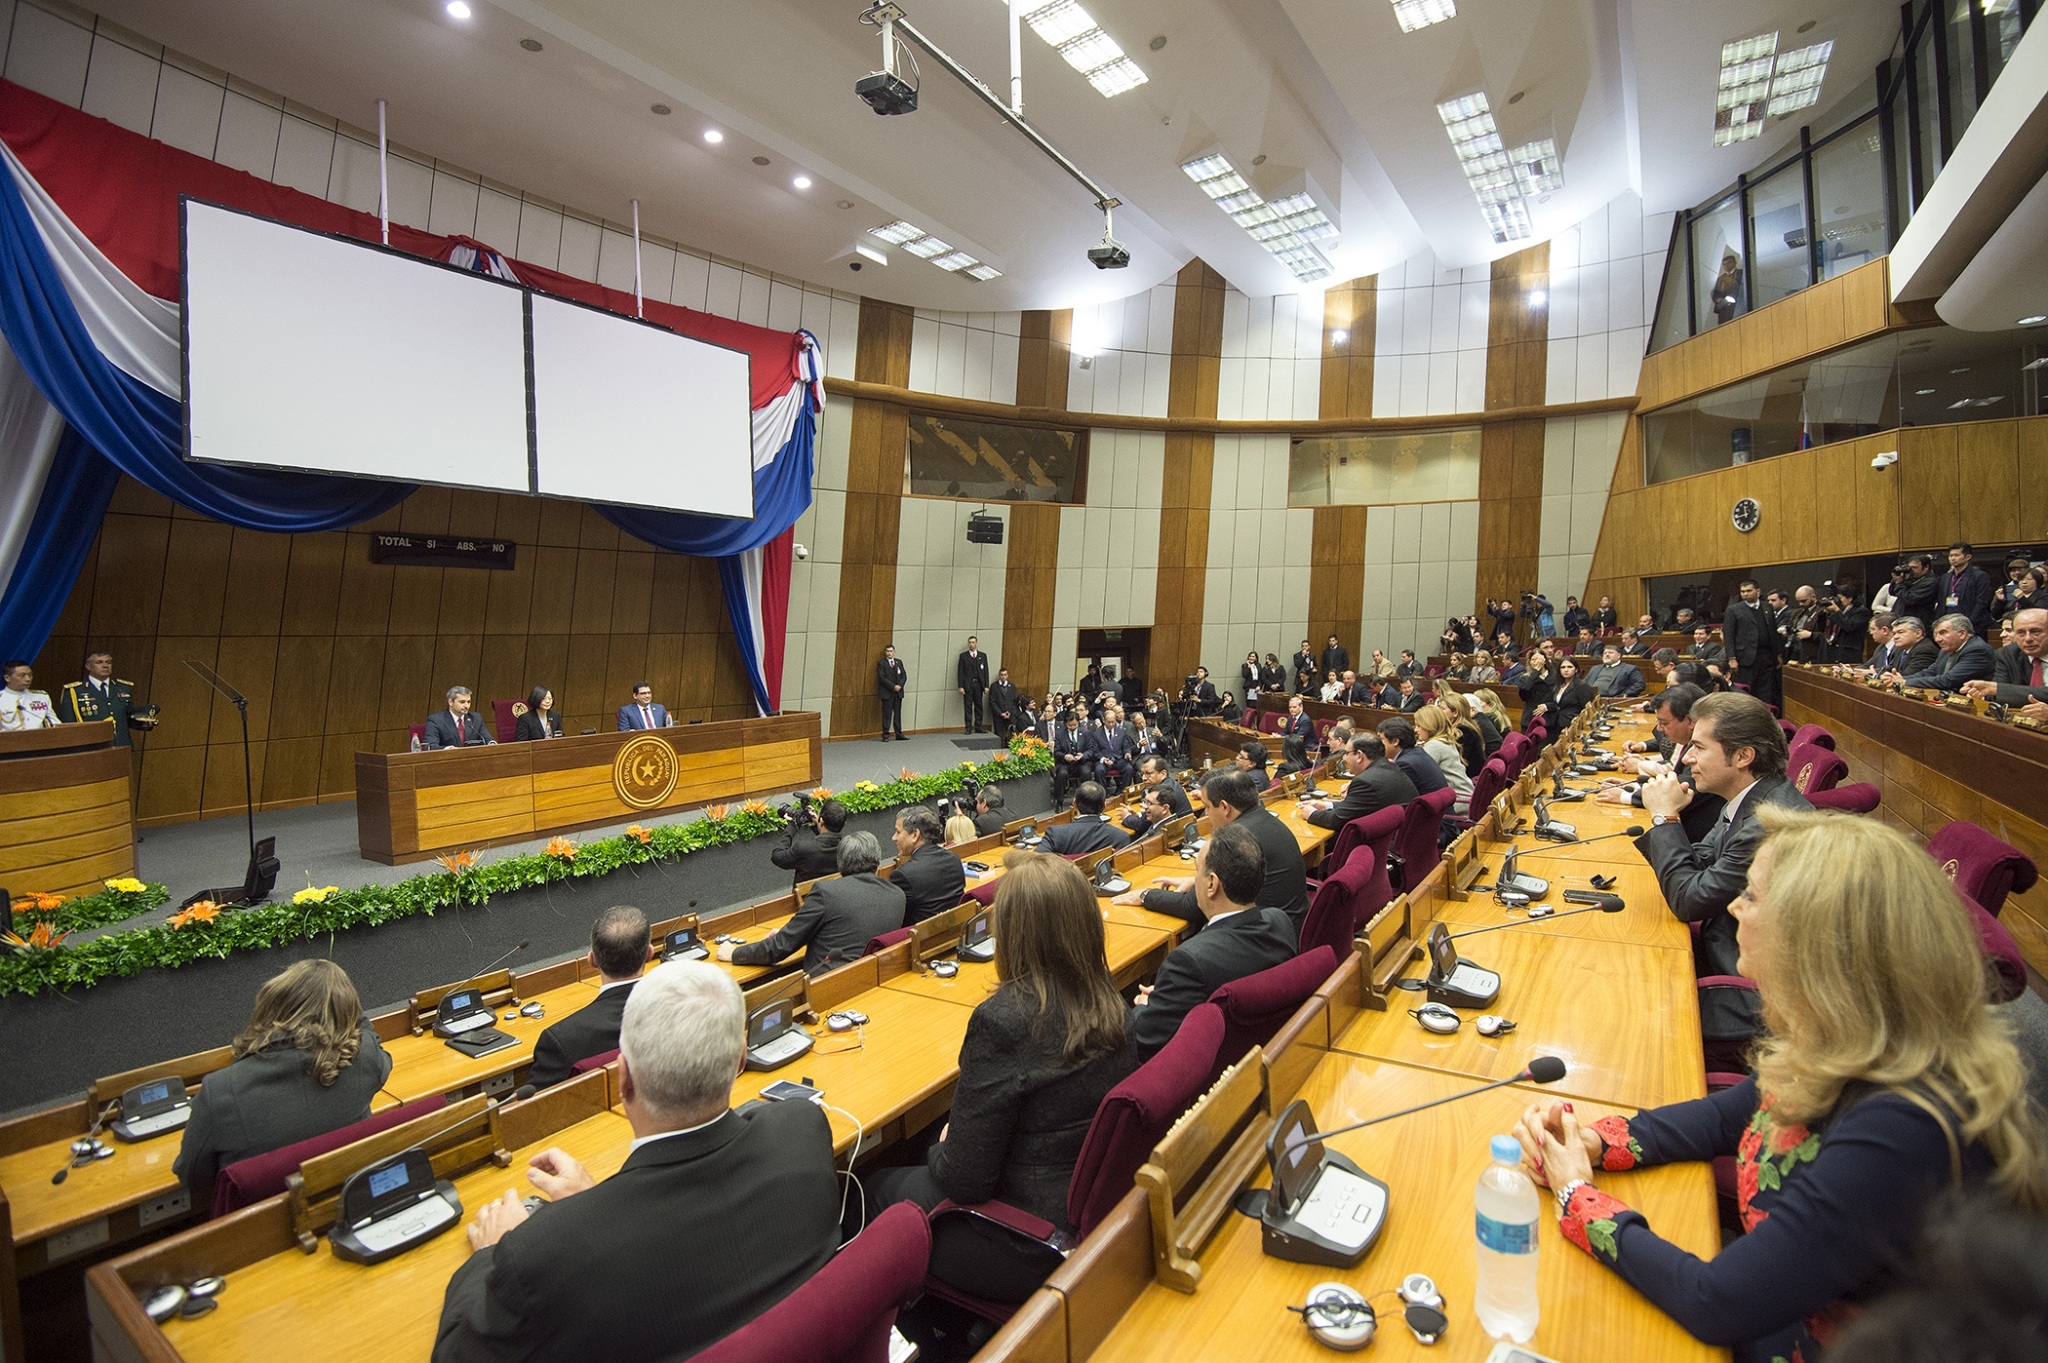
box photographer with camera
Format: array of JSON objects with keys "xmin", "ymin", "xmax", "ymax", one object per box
[
  {"xmin": 1181, "ymin": 666, "xmax": 1219, "ymax": 716},
  {"xmin": 971, "ymin": 784, "xmax": 1006, "ymax": 836},
  {"xmin": 771, "ymin": 796, "xmax": 846, "ymax": 888}
]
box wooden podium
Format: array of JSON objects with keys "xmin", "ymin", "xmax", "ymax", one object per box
[
  {"xmin": 354, "ymin": 714, "xmax": 823, "ymax": 864},
  {"xmin": 0, "ymin": 722, "xmax": 137, "ymax": 899}
]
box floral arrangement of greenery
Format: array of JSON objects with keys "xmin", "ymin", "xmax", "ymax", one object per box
[{"xmin": 0, "ymin": 737, "xmax": 1050, "ymax": 998}]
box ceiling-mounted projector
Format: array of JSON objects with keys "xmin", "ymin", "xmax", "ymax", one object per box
[
  {"xmin": 1088, "ymin": 239, "xmax": 1130, "ymax": 270},
  {"xmin": 856, "ymin": 69, "xmax": 918, "ymax": 114}
]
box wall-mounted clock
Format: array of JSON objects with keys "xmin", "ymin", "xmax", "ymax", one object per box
[{"xmin": 1731, "ymin": 497, "xmax": 1761, "ymax": 533}]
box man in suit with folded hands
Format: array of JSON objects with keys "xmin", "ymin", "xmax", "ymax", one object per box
[
  {"xmin": 725, "ymin": 833, "xmax": 907, "ymax": 977},
  {"xmin": 1125, "ymin": 821, "xmax": 1297, "ymax": 1057},
  {"xmin": 875, "ymin": 645, "xmax": 907, "ymax": 741},
  {"xmin": 1964, "ymin": 606, "xmax": 2048, "ymax": 706},
  {"xmin": 956, "ymin": 636, "xmax": 991, "ymax": 733},
  {"xmin": 435, "ymin": 962, "xmax": 839, "ymax": 1363},
  {"xmin": 615, "ymin": 683, "xmax": 670, "ymax": 732},
  {"xmin": 1302, "ymin": 732, "xmax": 1416, "ymax": 830},
  {"xmin": 525, "ymin": 906, "xmax": 650, "ymax": 1091},
  {"xmin": 1119, "ymin": 769, "xmax": 1307, "ymax": 927},
  {"xmin": 424, "ymin": 686, "xmax": 495, "ymax": 749}
]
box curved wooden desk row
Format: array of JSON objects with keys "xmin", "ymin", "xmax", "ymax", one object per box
[
  {"xmin": 1781, "ymin": 665, "xmax": 2048, "ymax": 965},
  {"xmin": 81, "ymin": 704, "xmax": 1720, "ymax": 1363},
  {"xmin": 355, "ymin": 713, "xmax": 823, "ymax": 864}
]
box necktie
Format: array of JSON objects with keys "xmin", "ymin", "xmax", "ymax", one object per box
[
  {"xmin": 641, "ymin": 706, "xmax": 653, "ymax": 728},
  {"xmin": 2032, "ymin": 657, "xmax": 2043, "ymax": 688}
]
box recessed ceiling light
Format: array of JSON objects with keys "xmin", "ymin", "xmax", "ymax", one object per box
[
  {"xmin": 869, "ymin": 220, "xmax": 924, "ymax": 245},
  {"xmin": 1951, "ymin": 366, "xmax": 1971, "ymax": 373},
  {"xmin": 931, "ymin": 251, "xmax": 980, "ymax": 272},
  {"xmin": 792, "ymin": 175, "xmax": 812, "ymax": 190},
  {"xmin": 520, "ymin": 38, "xmax": 543, "ymax": 52},
  {"xmin": 1389, "ymin": 0, "xmax": 1457, "ymax": 33},
  {"xmin": 837, "ymin": 199, "xmax": 855, "ymax": 209},
  {"xmin": 703, "ymin": 129, "xmax": 724, "ymax": 144},
  {"xmin": 2020, "ymin": 314, "xmax": 2048, "ymax": 325},
  {"xmin": 1508, "ymin": 91, "xmax": 1525, "ymax": 104},
  {"xmin": 1330, "ymin": 329, "xmax": 1349, "ymax": 345},
  {"xmin": 902, "ymin": 235, "xmax": 953, "ymax": 259},
  {"xmin": 1180, "ymin": 152, "xmax": 1333, "ymax": 280},
  {"xmin": 964, "ymin": 263, "xmax": 1003, "ymax": 281},
  {"xmin": 445, "ymin": 0, "xmax": 472, "ymax": 19},
  {"xmin": 1020, "ymin": 1, "xmax": 1149, "ymax": 98},
  {"xmin": 1797, "ymin": 20, "xmax": 1817, "ymax": 33},
  {"xmin": 650, "ymin": 103, "xmax": 671, "ymax": 115},
  {"xmin": 1149, "ymin": 34, "xmax": 1167, "ymax": 51}
]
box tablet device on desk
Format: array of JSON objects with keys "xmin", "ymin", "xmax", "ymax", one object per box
[
  {"xmin": 329, "ymin": 1148, "xmax": 463, "ymax": 1265},
  {"xmin": 110, "ymin": 1076, "xmax": 191, "ymax": 1142}
]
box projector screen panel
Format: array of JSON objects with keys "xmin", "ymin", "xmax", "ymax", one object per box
[
  {"xmin": 529, "ymin": 295, "xmax": 754, "ymax": 519},
  {"xmin": 182, "ymin": 199, "xmax": 533, "ymax": 491}
]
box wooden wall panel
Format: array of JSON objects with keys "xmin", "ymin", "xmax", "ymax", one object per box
[
  {"xmin": 1150, "ymin": 260, "xmax": 1227, "ymax": 684},
  {"xmin": 1306, "ymin": 280, "xmax": 1374, "ymax": 652},
  {"xmin": 998, "ymin": 309, "xmax": 1073, "ymax": 700},
  {"xmin": 1474, "ymin": 244, "xmax": 1548, "ymax": 616},
  {"xmin": 35, "ymin": 480, "xmax": 763, "ymax": 827},
  {"xmin": 828, "ymin": 297, "xmax": 915, "ymax": 737}
]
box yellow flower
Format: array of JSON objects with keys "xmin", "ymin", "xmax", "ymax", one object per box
[
  {"xmin": 545, "ymin": 837, "xmax": 578, "ymax": 859},
  {"xmin": 167, "ymin": 902, "xmax": 220, "ymax": 929},
  {"xmin": 104, "ymin": 877, "xmax": 146, "ymax": 894},
  {"xmin": 855, "ymin": 780, "xmax": 879, "ymax": 792}
]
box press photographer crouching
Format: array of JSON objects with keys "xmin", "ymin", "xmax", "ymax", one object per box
[
  {"xmin": 971, "ymin": 783, "xmax": 1006, "ymax": 836},
  {"xmin": 771, "ymin": 795, "xmax": 846, "ymax": 887}
]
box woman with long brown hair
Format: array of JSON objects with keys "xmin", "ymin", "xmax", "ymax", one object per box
[
  {"xmin": 1515, "ymin": 808, "xmax": 2048, "ymax": 1362},
  {"xmin": 176, "ymin": 959, "xmax": 391, "ymax": 1205},
  {"xmin": 867, "ymin": 853, "xmax": 1136, "ymax": 1237}
]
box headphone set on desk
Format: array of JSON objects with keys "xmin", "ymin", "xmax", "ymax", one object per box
[
  {"xmin": 1408, "ymin": 1005, "xmax": 1514, "ymax": 1037},
  {"xmin": 1292, "ymin": 1274, "xmax": 1448, "ymax": 1351}
]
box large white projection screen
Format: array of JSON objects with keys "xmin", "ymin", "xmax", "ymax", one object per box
[
  {"xmin": 182, "ymin": 200, "xmax": 532, "ymax": 490},
  {"xmin": 529, "ymin": 295, "xmax": 754, "ymax": 519}
]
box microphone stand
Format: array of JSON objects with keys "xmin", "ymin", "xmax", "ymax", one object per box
[
  {"xmin": 180, "ymin": 660, "xmax": 271, "ymax": 909},
  {"xmin": 1300, "ymin": 1060, "xmax": 1566, "ymax": 1144}
]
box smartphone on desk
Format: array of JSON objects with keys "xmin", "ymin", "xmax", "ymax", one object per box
[
  {"xmin": 759, "ymin": 1080, "xmax": 823, "ymax": 1104},
  {"xmin": 1485, "ymin": 1346, "xmax": 1563, "ymax": 1363}
]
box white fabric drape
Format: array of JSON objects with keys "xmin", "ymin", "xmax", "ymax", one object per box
[{"xmin": 0, "ymin": 333, "xmax": 68, "ymax": 599}]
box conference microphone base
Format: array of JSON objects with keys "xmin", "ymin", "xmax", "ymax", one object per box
[{"xmin": 1240, "ymin": 1152, "xmax": 1390, "ymax": 1268}]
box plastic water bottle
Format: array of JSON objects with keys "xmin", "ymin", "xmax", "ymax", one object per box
[
  {"xmin": 1474, "ymin": 1134, "xmax": 1541, "ymax": 1341},
  {"xmin": 409, "ymin": 733, "xmax": 422, "ymax": 753}
]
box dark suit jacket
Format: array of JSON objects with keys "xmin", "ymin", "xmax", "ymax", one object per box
[
  {"xmin": 1891, "ymin": 637, "xmax": 1939, "ymax": 677},
  {"xmin": 732, "ymin": 874, "xmax": 906, "ymax": 976},
  {"xmin": 615, "ymin": 702, "xmax": 670, "ymax": 731},
  {"xmin": 1990, "ymin": 645, "xmax": 2048, "ymax": 704},
  {"xmin": 876, "ymin": 657, "xmax": 907, "ymax": 697},
  {"xmin": 1121, "ymin": 777, "xmax": 1192, "ymax": 833},
  {"xmin": 1391, "ymin": 746, "xmax": 1447, "ymax": 796},
  {"xmin": 770, "ymin": 826, "xmax": 842, "ymax": 883},
  {"xmin": 1633, "ymin": 774, "xmax": 1811, "ymax": 1036},
  {"xmin": 891, "ymin": 842, "xmax": 968, "ymax": 923},
  {"xmin": 1893, "ymin": 572, "xmax": 1941, "ymax": 625},
  {"xmin": 175, "ymin": 1025, "xmax": 391, "ymax": 1205},
  {"xmin": 1394, "ymin": 692, "xmax": 1429, "ymax": 713},
  {"xmin": 1084, "ymin": 723, "xmax": 1133, "ymax": 772},
  {"xmin": 1723, "ymin": 600, "xmax": 1776, "ymax": 670},
  {"xmin": 1307, "ymin": 761, "xmax": 1417, "ymax": 830},
  {"xmin": 1322, "ymin": 646, "xmax": 1351, "ymax": 677},
  {"xmin": 423, "ymin": 709, "xmax": 493, "ymax": 750},
  {"xmin": 1188, "ymin": 681, "xmax": 1219, "ymax": 713},
  {"xmin": 987, "ymin": 680, "xmax": 1019, "ymax": 724},
  {"xmin": 1041, "ymin": 814, "xmax": 1129, "ymax": 856},
  {"xmin": 1053, "ymin": 724, "xmax": 1090, "ymax": 772},
  {"xmin": 527, "ymin": 982, "xmax": 634, "ymax": 1090},
  {"xmin": 512, "ymin": 710, "xmax": 562, "ymax": 741},
  {"xmin": 1945, "ymin": 565, "xmax": 1996, "ymax": 636},
  {"xmin": 1866, "ymin": 641, "xmax": 1906, "ymax": 675},
  {"xmin": 957, "ymin": 651, "xmax": 991, "ymax": 693},
  {"xmin": 433, "ymin": 1104, "xmax": 838, "ymax": 1363},
  {"xmin": 924, "ymin": 988, "xmax": 1140, "ymax": 1230},
  {"xmin": 1292, "ymin": 650, "xmax": 1318, "ymax": 690},
  {"xmin": 973, "ymin": 809, "xmax": 1007, "ymax": 836},
  {"xmin": 1130, "ymin": 908, "xmax": 1298, "ymax": 1056},
  {"xmin": 1901, "ymin": 636, "xmax": 1995, "ymax": 691},
  {"xmin": 1142, "ymin": 804, "xmax": 1309, "ymax": 927}
]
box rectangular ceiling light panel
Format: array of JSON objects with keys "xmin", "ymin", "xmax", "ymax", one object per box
[
  {"xmin": 1018, "ymin": 0, "xmax": 1148, "ymax": 97},
  {"xmin": 1713, "ymin": 32, "xmax": 1831, "ymax": 144},
  {"xmin": 1436, "ymin": 91, "xmax": 1555, "ymax": 243},
  {"xmin": 1390, "ymin": 0, "xmax": 1457, "ymax": 33},
  {"xmin": 1179, "ymin": 152, "xmax": 1334, "ymax": 281}
]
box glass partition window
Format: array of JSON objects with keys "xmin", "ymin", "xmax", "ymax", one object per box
[
  {"xmin": 905, "ymin": 412, "xmax": 1085, "ymax": 502},
  {"xmin": 1287, "ymin": 428, "xmax": 1481, "ymax": 506},
  {"xmin": 1747, "ymin": 162, "xmax": 1811, "ymax": 308},
  {"xmin": 1641, "ymin": 324, "xmax": 2047, "ymax": 484},
  {"xmin": 1691, "ymin": 196, "xmax": 1747, "ymax": 329},
  {"xmin": 1812, "ymin": 121, "xmax": 1885, "ymax": 282}
]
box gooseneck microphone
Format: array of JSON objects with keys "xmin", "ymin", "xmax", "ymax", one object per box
[
  {"xmin": 1296, "ymin": 1057, "xmax": 1569, "ymax": 1145},
  {"xmin": 1443, "ymin": 900, "xmax": 1625, "ymax": 941},
  {"xmin": 473, "ymin": 939, "xmax": 530, "ymax": 980}
]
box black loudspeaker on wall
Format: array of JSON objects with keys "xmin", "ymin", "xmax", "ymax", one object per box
[{"xmin": 966, "ymin": 511, "xmax": 1005, "ymax": 544}]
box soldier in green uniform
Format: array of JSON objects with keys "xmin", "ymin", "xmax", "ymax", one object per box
[{"xmin": 55, "ymin": 651, "xmax": 158, "ymax": 746}]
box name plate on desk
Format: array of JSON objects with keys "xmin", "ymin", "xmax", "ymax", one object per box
[{"xmin": 370, "ymin": 534, "xmax": 516, "ymax": 570}]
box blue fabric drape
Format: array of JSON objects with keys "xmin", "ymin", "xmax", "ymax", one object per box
[
  {"xmin": 0, "ymin": 158, "xmax": 414, "ymax": 532},
  {"xmin": 0, "ymin": 424, "xmax": 117, "ymax": 658}
]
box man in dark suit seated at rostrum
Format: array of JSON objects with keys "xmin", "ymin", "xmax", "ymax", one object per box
[
  {"xmin": 1301, "ymin": 732, "xmax": 1417, "ymax": 830},
  {"xmin": 724, "ymin": 833, "xmax": 907, "ymax": 977},
  {"xmin": 524, "ymin": 905, "xmax": 650, "ymax": 1092},
  {"xmin": 1116, "ymin": 769, "xmax": 1308, "ymax": 927},
  {"xmin": 423, "ymin": 685, "xmax": 494, "ymax": 749},
  {"xmin": 435, "ymin": 963, "xmax": 839, "ymax": 1363},
  {"xmin": 1040, "ymin": 782, "xmax": 1131, "ymax": 856},
  {"xmin": 889, "ymin": 804, "xmax": 967, "ymax": 923},
  {"xmin": 1126, "ymin": 821, "xmax": 1297, "ymax": 1057}
]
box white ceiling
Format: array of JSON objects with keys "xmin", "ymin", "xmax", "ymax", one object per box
[{"xmin": 83, "ymin": 0, "xmax": 1903, "ymax": 311}]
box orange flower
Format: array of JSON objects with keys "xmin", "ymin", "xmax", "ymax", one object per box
[
  {"xmin": 706, "ymin": 804, "xmax": 729, "ymax": 821},
  {"xmin": 900, "ymin": 767, "xmax": 915, "ymax": 781},
  {"xmin": 742, "ymin": 799, "xmax": 772, "ymax": 817},
  {"xmin": 990, "ymin": 752, "xmax": 1007, "ymax": 762},
  {"xmin": 2, "ymin": 920, "xmax": 69, "ymax": 949},
  {"xmin": 809, "ymin": 787, "xmax": 832, "ymax": 801},
  {"xmin": 544, "ymin": 836, "xmax": 578, "ymax": 860},
  {"xmin": 10, "ymin": 891, "xmax": 64, "ymax": 913},
  {"xmin": 437, "ymin": 850, "xmax": 478, "ymax": 875},
  {"xmin": 167, "ymin": 902, "xmax": 220, "ymax": 930},
  {"xmin": 625, "ymin": 825, "xmax": 653, "ymax": 845}
]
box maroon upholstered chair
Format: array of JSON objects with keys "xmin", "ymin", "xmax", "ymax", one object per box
[
  {"xmin": 1498, "ymin": 732, "xmax": 1533, "ymax": 779},
  {"xmin": 1964, "ymin": 893, "xmax": 2029, "ymax": 1004},
  {"xmin": 491, "ymin": 699, "xmax": 522, "ymax": 744},
  {"xmin": 407, "ymin": 722, "xmax": 427, "ymax": 748},
  {"xmin": 1464, "ymin": 757, "xmax": 1509, "ymax": 825},
  {"xmin": 572, "ymin": 1048, "xmax": 620, "ymax": 1075},
  {"xmin": 1313, "ymin": 717, "xmax": 1337, "ymax": 750},
  {"xmin": 922, "ymin": 1004, "xmax": 1228, "ymax": 1320},
  {"xmin": 1927, "ymin": 822, "xmax": 2039, "ymax": 919},
  {"xmin": 697, "ymin": 1202, "xmax": 931, "ymax": 1363},
  {"xmin": 1258, "ymin": 710, "xmax": 1285, "ymax": 735},
  {"xmin": 1785, "ymin": 743, "xmax": 1848, "ymax": 797},
  {"xmin": 1390, "ymin": 787, "xmax": 1456, "ymax": 891},
  {"xmin": 866, "ymin": 927, "xmax": 914, "ymax": 954},
  {"xmin": 1298, "ymin": 854, "xmax": 1373, "ymax": 960},
  {"xmin": 1777, "ymin": 719, "xmax": 1799, "ymax": 744},
  {"xmin": 1790, "ymin": 723, "xmax": 1835, "ymax": 751},
  {"xmin": 1209, "ymin": 946, "xmax": 1339, "ymax": 1079},
  {"xmin": 211, "ymin": 1094, "xmax": 447, "ymax": 1218},
  {"xmin": 1808, "ymin": 782, "xmax": 1881, "ymax": 814},
  {"xmin": 964, "ymin": 878, "xmax": 1001, "ymax": 907},
  {"xmin": 1310, "ymin": 804, "xmax": 1403, "ymax": 921}
]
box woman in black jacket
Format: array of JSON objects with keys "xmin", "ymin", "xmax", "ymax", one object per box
[
  {"xmin": 1517, "ymin": 652, "xmax": 1558, "ymax": 734},
  {"xmin": 175, "ymin": 960, "xmax": 390, "ymax": 1208},
  {"xmin": 514, "ymin": 685, "xmax": 563, "ymax": 740},
  {"xmin": 1551, "ymin": 657, "xmax": 1596, "ymax": 732},
  {"xmin": 867, "ymin": 855, "xmax": 1137, "ymax": 1235}
]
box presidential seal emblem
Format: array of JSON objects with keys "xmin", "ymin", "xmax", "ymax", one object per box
[{"xmin": 614, "ymin": 734, "xmax": 679, "ymax": 808}]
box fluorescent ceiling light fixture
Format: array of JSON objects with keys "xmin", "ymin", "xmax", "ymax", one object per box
[
  {"xmin": 1715, "ymin": 33, "xmax": 1834, "ymax": 144},
  {"xmin": 868, "ymin": 220, "xmax": 925, "ymax": 245},
  {"xmin": 1767, "ymin": 42, "xmax": 1834, "ymax": 116},
  {"xmin": 1179, "ymin": 152, "xmax": 1334, "ymax": 280},
  {"xmin": 931, "ymin": 251, "xmax": 980, "ymax": 271},
  {"xmin": 964, "ymin": 263, "xmax": 1003, "ymax": 281},
  {"xmin": 1017, "ymin": 1, "xmax": 1148, "ymax": 98},
  {"xmin": 1436, "ymin": 92, "xmax": 1556, "ymax": 243},
  {"xmin": 1509, "ymin": 139, "xmax": 1564, "ymax": 195},
  {"xmin": 1389, "ymin": 0, "xmax": 1456, "ymax": 32},
  {"xmin": 902, "ymin": 235, "xmax": 953, "ymax": 258},
  {"xmin": 853, "ymin": 243, "xmax": 888, "ymax": 266}
]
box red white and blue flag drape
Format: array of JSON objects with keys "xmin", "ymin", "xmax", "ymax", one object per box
[{"xmin": 0, "ymin": 80, "xmax": 816, "ymax": 715}]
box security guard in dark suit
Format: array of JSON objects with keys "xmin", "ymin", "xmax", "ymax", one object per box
[{"xmin": 57, "ymin": 651, "xmax": 158, "ymax": 747}]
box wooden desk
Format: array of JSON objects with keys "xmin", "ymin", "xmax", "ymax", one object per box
[
  {"xmin": 883, "ymin": 921, "xmax": 1178, "ymax": 1007},
  {"xmin": 0, "ymin": 720, "xmax": 136, "ymax": 898},
  {"xmin": 157, "ymin": 1110, "xmax": 637, "ymax": 1363},
  {"xmin": 354, "ymin": 713, "xmax": 822, "ymax": 864},
  {"xmin": 1435, "ymin": 856, "xmax": 1691, "ymax": 952},
  {"xmin": 1083, "ymin": 1055, "xmax": 1724, "ymax": 1363},
  {"xmin": 1333, "ymin": 928, "xmax": 1704, "ymax": 1111}
]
